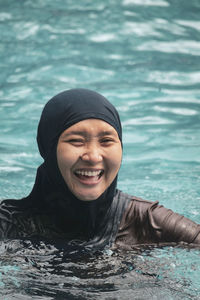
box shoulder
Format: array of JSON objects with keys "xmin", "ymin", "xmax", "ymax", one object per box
[
  {"xmin": 0, "ymin": 198, "xmax": 45, "ymax": 239},
  {"xmin": 0, "ymin": 197, "xmax": 29, "ymax": 209},
  {"xmin": 118, "ymin": 191, "xmax": 160, "ymax": 222},
  {"xmin": 0, "ymin": 197, "xmax": 34, "ymax": 222},
  {"xmin": 118, "ymin": 190, "xmax": 159, "ymax": 208}
]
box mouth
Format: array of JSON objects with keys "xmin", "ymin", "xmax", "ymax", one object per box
[{"xmin": 74, "ymin": 169, "xmax": 104, "ymax": 185}]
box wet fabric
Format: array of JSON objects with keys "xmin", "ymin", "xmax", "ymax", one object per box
[
  {"xmin": 0, "ymin": 192, "xmax": 200, "ymax": 249},
  {"xmin": 114, "ymin": 196, "xmax": 200, "ymax": 249},
  {"xmin": 37, "ymin": 88, "xmax": 122, "ymax": 160}
]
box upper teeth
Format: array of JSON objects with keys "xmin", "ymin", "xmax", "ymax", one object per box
[{"xmin": 75, "ymin": 170, "xmax": 102, "ymax": 177}]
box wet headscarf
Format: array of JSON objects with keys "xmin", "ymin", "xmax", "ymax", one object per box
[
  {"xmin": 28, "ymin": 89, "xmax": 130, "ymax": 248},
  {"xmin": 37, "ymin": 88, "xmax": 122, "ymax": 160}
]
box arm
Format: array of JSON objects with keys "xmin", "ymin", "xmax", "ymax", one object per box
[
  {"xmin": 115, "ymin": 198, "xmax": 200, "ymax": 248},
  {"xmin": 147, "ymin": 201, "xmax": 200, "ymax": 244}
]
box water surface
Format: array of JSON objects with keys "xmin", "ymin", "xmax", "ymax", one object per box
[{"xmin": 0, "ymin": 0, "xmax": 200, "ymax": 298}]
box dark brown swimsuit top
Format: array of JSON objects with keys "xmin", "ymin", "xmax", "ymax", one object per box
[
  {"xmin": 114, "ymin": 196, "xmax": 200, "ymax": 249},
  {"xmin": 0, "ymin": 193, "xmax": 200, "ymax": 249}
]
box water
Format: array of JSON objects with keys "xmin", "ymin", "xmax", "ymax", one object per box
[
  {"xmin": 0, "ymin": 0, "xmax": 200, "ymax": 298},
  {"xmin": 0, "ymin": 241, "xmax": 200, "ymax": 299}
]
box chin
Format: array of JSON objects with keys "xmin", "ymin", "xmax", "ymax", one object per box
[
  {"xmin": 75, "ymin": 190, "xmax": 103, "ymax": 201},
  {"xmin": 77, "ymin": 195, "xmax": 100, "ymax": 202}
]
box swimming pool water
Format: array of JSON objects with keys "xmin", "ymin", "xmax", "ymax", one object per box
[{"xmin": 0, "ymin": 0, "xmax": 200, "ymax": 298}]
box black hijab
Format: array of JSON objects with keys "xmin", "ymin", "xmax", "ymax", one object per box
[{"xmin": 28, "ymin": 88, "xmax": 130, "ymax": 248}]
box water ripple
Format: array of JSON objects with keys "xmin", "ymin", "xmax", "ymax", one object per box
[
  {"xmin": 122, "ymin": 116, "xmax": 175, "ymax": 126},
  {"xmin": 14, "ymin": 22, "xmax": 40, "ymax": 40},
  {"xmin": 122, "ymin": 0, "xmax": 169, "ymax": 7},
  {"xmin": 176, "ymin": 20, "xmax": 200, "ymax": 31},
  {"xmin": 89, "ymin": 33, "xmax": 117, "ymax": 42},
  {"xmin": 1, "ymin": 0, "xmax": 200, "ymax": 298},
  {"xmin": 153, "ymin": 105, "xmax": 198, "ymax": 116},
  {"xmin": 0, "ymin": 12, "xmax": 12, "ymax": 21},
  {"xmin": 147, "ymin": 71, "xmax": 200, "ymax": 85},
  {"xmin": 137, "ymin": 40, "xmax": 200, "ymax": 55},
  {"xmin": 0, "ymin": 241, "xmax": 199, "ymax": 299},
  {"xmin": 122, "ymin": 19, "xmax": 186, "ymax": 37}
]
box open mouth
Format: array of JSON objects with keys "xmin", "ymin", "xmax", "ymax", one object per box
[{"xmin": 74, "ymin": 169, "xmax": 104, "ymax": 182}]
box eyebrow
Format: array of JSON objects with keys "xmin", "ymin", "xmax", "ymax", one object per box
[{"xmin": 62, "ymin": 130, "xmax": 116, "ymax": 138}]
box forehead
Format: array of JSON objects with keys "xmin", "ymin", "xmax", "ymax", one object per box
[{"xmin": 62, "ymin": 119, "xmax": 118, "ymax": 135}]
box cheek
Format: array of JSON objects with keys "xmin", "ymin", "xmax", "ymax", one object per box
[
  {"xmin": 56, "ymin": 145, "xmax": 73, "ymax": 175},
  {"xmin": 107, "ymin": 146, "xmax": 122, "ymax": 174}
]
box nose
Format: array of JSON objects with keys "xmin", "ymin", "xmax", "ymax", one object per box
[{"xmin": 81, "ymin": 143, "xmax": 103, "ymax": 164}]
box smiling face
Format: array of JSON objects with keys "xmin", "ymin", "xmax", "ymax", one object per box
[{"xmin": 56, "ymin": 119, "xmax": 122, "ymax": 201}]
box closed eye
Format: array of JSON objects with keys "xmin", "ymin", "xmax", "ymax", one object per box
[
  {"xmin": 66, "ymin": 139, "xmax": 85, "ymax": 146},
  {"xmin": 100, "ymin": 137, "xmax": 116, "ymax": 145}
]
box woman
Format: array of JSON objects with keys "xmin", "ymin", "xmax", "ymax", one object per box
[{"xmin": 0, "ymin": 88, "xmax": 199, "ymax": 249}]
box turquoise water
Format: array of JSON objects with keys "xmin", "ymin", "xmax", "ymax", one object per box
[{"xmin": 0, "ymin": 0, "xmax": 200, "ymax": 298}]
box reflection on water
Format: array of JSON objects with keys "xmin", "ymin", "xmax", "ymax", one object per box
[
  {"xmin": 0, "ymin": 0, "xmax": 200, "ymax": 298},
  {"xmin": 0, "ymin": 240, "xmax": 200, "ymax": 299}
]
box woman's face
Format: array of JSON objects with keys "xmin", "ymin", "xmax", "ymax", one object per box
[{"xmin": 57, "ymin": 119, "xmax": 122, "ymax": 201}]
